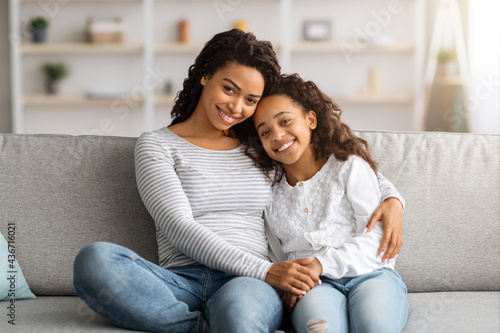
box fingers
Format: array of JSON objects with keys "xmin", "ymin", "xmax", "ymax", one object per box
[
  {"xmin": 296, "ymin": 257, "xmax": 315, "ymax": 265},
  {"xmin": 382, "ymin": 232, "xmax": 403, "ymax": 261},
  {"xmin": 366, "ymin": 208, "xmax": 382, "ymax": 233},
  {"xmin": 288, "ymin": 294, "xmax": 298, "ymax": 311}
]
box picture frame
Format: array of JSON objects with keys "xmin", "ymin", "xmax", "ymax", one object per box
[{"xmin": 303, "ymin": 20, "xmax": 331, "ymax": 41}]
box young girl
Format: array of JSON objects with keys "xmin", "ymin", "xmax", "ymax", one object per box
[{"xmin": 250, "ymin": 73, "xmax": 409, "ymax": 333}]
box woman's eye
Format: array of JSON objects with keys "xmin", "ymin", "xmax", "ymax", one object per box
[
  {"xmin": 282, "ymin": 119, "xmax": 291, "ymax": 125},
  {"xmin": 260, "ymin": 130, "xmax": 269, "ymax": 137},
  {"xmin": 224, "ymin": 86, "xmax": 234, "ymax": 94},
  {"xmin": 246, "ymin": 98, "xmax": 257, "ymax": 105}
]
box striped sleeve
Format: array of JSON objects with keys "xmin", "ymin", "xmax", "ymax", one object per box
[
  {"xmin": 377, "ymin": 172, "xmax": 405, "ymax": 209},
  {"xmin": 134, "ymin": 132, "xmax": 272, "ymax": 280}
]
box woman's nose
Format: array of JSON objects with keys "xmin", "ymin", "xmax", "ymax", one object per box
[{"xmin": 228, "ymin": 98, "xmax": 243, "ymax": 114}]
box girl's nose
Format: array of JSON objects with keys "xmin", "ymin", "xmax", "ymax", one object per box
[{"xmin": 273, "ymin": 128, "xmax": 285, "ymax": 141}]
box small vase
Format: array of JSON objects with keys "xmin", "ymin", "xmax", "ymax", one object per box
[
  {"xmin": 31, "ymin": 27, "xmax": 47, "ymax": 43},
  {"xmin": 45, "ymin": 80, "xmax": 59, "ymax": 94}
]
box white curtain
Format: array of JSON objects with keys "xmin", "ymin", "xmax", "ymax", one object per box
[{"xmin": 467, "ymin": 0, "xmax": 500, "ymax": 133}]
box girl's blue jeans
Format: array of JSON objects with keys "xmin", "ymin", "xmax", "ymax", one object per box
[
  {"xmin": 73, "ymin": 242, "xmax": 283, "ymax": 333},
  {"xmin": 291, "ymin": 268, "xmax": 409, "ymax": 333}
]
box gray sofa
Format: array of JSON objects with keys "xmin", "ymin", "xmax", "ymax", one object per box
[{"xmin": 0, "ymin": 131, "xmax": 498, "ymax": 332}]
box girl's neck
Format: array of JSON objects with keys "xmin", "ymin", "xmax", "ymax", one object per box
[{"xmin": 283, "ymin": 151, "xmax": 328, "ymax": 186}]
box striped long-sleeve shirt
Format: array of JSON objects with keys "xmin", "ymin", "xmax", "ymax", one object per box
[{"xmin": 134, "ymin": 127, "xmax": 404, "ymax": 281}]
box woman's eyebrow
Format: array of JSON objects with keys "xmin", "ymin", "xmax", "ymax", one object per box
[{"xmin": 223, "ymin": 78, "xmax": 262, "ymax": 98}]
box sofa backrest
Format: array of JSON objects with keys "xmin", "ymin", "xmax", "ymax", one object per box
[
  {"xmin": 0, "ymin": 134, "xmax": 158, "ymax": 296},
  {"xmin": 356, "ymin": 131, "xmax": 499, "ymax": 292},
  {"xmin": 0, "ymin": 132, "xmax": 499, "ymax": 295}
]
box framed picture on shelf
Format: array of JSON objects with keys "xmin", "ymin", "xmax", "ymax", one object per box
[{"xmin": 303, "ymin": 20, "xmax": 331, "ymax": 41}]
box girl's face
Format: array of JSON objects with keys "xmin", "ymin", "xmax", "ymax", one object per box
[
  {"xmin": 253, "ymin": 95, "xmax": 317, "ymax": 167},
  {"xmin": 198, "ymin": 62, "xmax": 265, "ymax": 131}
]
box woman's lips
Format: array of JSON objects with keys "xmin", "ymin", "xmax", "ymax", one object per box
[{"xmin": 217, "ymin": 106, "xmax": 238, "ymax": 124}]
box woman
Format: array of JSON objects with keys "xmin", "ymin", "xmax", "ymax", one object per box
[{"xmin": 73, "ymin": 29, "xmax": 404, "ymax": 333}]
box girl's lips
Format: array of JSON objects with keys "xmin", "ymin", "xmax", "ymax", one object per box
[
  {"xmin": 274, "ymin": 139, "xmax": 295, "ymax": 153},
  {"xmin": 217, "ymin": 106, "xmax": 239, "ymax": 124}
]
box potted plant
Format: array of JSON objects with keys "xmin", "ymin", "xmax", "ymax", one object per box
[
  {"xmin": 437, "ymin": 48, "xmax": 458, "ymax": 76},
  {"xmin": 30, "ymin": 16, "xmax": 49, "ymax": 43},
  {"xmin": 41, "ymin": 62, "xmax": 70, "ymax": 94}
]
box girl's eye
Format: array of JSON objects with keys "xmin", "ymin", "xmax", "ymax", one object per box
[
  {"xmin": 224, "ymin": 86, "xmax": 234, "ymax": 94},
  {"xmin": 281, "ymin": 119, "xmax": 291, "ymax": 125},
  {"xmin": 246, "ymin": 98, "xmax": 257, "ymax": 105},
  {"xmin": 260, "ymin": 130, "xmax": 269, "ymax": 137}
]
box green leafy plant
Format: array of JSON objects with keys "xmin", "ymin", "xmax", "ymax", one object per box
[
  {"xmin": 30, "ymin": 16, "xmax": 50, "ymax": 29},
  {"xmin": 41, "ymin": 62, "xmax": 70, "ymax": 81},
  {"xmin": 438, "ymin": 49, "xmax": 457, "ymax": 62}
]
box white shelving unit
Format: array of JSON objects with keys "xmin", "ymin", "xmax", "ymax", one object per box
[{"xmin": 9, "ymin": 0, "xmax": 425, "ymax": 135}]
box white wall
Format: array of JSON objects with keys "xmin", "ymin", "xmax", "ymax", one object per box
[
  {"xmin": 2, "ymin": 0, "xmax": 497, "ymax": 135},
  {"xmin": 0, "ymin": 0, "xmax": 12, "ymax": 133}
]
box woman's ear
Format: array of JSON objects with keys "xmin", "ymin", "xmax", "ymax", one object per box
[{"xmin": 307, "ymin": 111, "xmax": 317, "ymax": 130}]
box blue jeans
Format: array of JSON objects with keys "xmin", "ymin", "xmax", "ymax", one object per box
[
  {"xmin": 73, "ymin": 242, "xmax": 283, "ymax": 333},
  {"xmin": 291, "ymin": 268, "xmax": 408, "ymax": 333}
]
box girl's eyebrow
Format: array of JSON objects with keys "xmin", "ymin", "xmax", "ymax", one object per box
[
  {"xmin": 256, "ymin": 111, "xmax": 292, "ymax": 129},
  {"xmin": 223, "ymin": 78, "xmax": 262, "ymax": 98}
]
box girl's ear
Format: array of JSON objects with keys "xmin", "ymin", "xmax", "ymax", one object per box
[
  {"xmin": 200, "ymin": 75, "xmax": 208, "ymax": 86},
  {"xmin": 307, "ymin": 111, "xmax": 318, "ymax": 130}
]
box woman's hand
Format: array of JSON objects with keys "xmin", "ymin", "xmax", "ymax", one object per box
[
  {"xmin": 265, "ymin": 258, "xmax": 320, "ymax": 295},
  {"xmin": 365, "ymin": 197, "xmax": 404, "ymax": 262},
  {"xmin": 280, "ymin": 258, "xmax": 323, "ymax": 311}
]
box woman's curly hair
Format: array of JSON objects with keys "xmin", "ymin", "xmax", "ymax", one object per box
[
  {"xmin": 245, "ymin": 73, "xmax": 378, "ymax": 182},
  {"xmin": 169, "ymin": 29, "xmax": 280, "ymax": 142}
]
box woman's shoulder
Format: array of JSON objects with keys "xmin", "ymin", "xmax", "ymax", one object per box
[{"xmin": 137, "ymin": 127, "xmax": 177, "ymax": 145}]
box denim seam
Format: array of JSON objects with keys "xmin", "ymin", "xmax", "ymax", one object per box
[
  {"xmin": 131, "ymin": 256, "xmax": 201, "ymax": 299},
  {"xmin": 201, "ymin": 268, "xmax": 213, "ymax": 303}
]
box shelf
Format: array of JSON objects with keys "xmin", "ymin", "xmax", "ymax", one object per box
[
  {"xmin": 155, "ymin": 43, "xmax": 205, "ymax": 54},
  {"xmin": 21, "ymin": 0, "xmax": 141, "ymax": 2},
  {"xmin": 291, "ymin": 42, "xmax": 414, "ymax": 53},
  {"xmin": 22, "ymin": 94, "xmax": 179, "ymax": 107},
  {"xmin": 21, "ymin": 43, "xmax": 143, "ymax": 55},
  {"xmin": 334, "ymin": 93, "xmax": 414, "ymax": 104},
  {"xmin": 23, "ymin": 94, "xmax": 143, "ymax": 107},
  {"xmin": 155, "ymin": 94, "xmax": 176, "ymax": 105}
]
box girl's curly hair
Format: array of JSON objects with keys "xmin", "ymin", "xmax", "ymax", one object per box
[
  {"xmin": 169, "ymin": 29, "xmax": 280, "ymax": 142},
  {"xmin": 245, "ymin": 73, "xmax": 378, "ymax": 182}
]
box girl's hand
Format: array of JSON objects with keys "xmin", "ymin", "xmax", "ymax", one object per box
[
  {"xmin": 265, "ymin": 258, "xmax": 320, "ymax": 295},
  {"xmin": 282, "ymin": 291, "xmax": 299, "ymax": 312},
  {"xmin": 365, "ymin": 197, "xmax": 403, "ymax": 262}
]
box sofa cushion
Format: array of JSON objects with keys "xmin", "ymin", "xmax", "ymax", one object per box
[
  {"xmin": 0, "ymin": 293, "xmax": 497, "ymax": 332},
  {"xmin": 0, "ymin": 134, "xmax": 158, "ymax": 296},
  {"xmin": 356, "ymin": 131, "xmax": 500, "ymax": 292}
]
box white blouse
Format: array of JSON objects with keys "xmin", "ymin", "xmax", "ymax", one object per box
[{"xmin": 265, "ymin": 155, "xmax": 397, "ymax": 279}]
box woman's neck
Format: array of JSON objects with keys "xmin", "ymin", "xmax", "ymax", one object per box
[{"xmin": 283, "ymin": 153, "xmax": 328, "ymax": 186}]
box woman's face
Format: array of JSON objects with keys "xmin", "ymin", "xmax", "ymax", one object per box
[
  {"xmin": 198, "ymin": 62, "xmax": 265, "ymax": 131},
  {"xmin": 253, "ymin": 95, "xmax": 317, "ymax": 167}
]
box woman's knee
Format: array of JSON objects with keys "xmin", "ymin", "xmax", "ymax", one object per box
[{"xmin": 73, "ymin": 242, "xmax": 131, "ymax": 291}]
